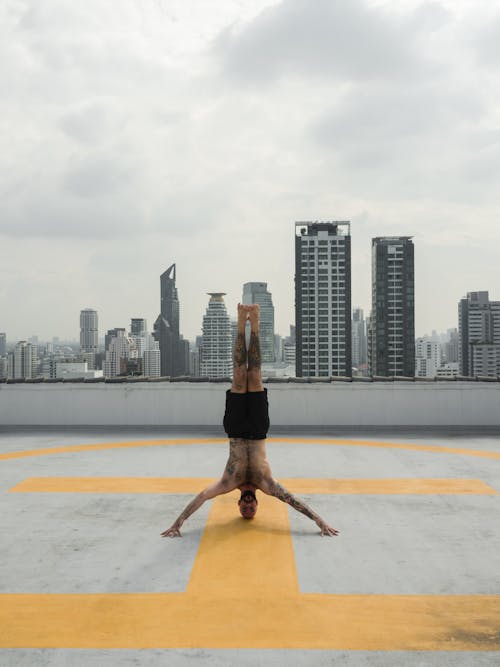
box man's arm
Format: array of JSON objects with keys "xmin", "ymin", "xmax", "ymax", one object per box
[
  {"xmin": 262, "ymin": 478, "xmax": 339, "ymax": 536},
  {"xmin": 161, "ymin": 477, "xmax": 235, "ymax": 538}
]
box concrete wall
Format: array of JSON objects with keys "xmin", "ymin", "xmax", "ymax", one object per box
[{"xmin": 1, "ymin": 381, "xmax": 500, "ymax": 427}]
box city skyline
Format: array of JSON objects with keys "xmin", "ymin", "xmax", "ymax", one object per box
[{"xmin": 2, "ymin": 1, "xmax": 500, "ymax": 342}]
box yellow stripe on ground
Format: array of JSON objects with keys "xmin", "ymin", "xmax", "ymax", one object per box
[
  {"xmin": 0, "ymin": 438, "xmax": 224, "ymax": 462},
  {"xmin": 280, "ymin": 478, "xmax": 498, "ymax": 495},
  {"xmin": 188, "ymin": 492, "xmax": 298, "ymax": 595},
  {"xmin": 1, "ymin": 437, "xmax": 500, "ymax": 462},
  {"xmin": 272, "ymin": 437, "xmax": 500, "ymax": 461},
  {"xmin": 9, "ymin": 477, "xmax": 216, "ymax": 494},
  {"xmin": 1, "ymin": 593, "xmax": 499, "ymax": 650},
  {"xmin": 9, "ymin": 477, "xmax": 498, "ymax": 495}
]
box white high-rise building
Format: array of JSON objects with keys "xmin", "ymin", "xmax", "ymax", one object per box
[
  {"xmin": 459, "ymin": 291, "xmax": 500, "ymax": 377},
  {"xmin": 242, "ymin": 282, "xmax": 275, "ymax": 362},
  {"xmin": 415, "ymin": 336, "xmax": 442, "ymax": 377},
  {"xmin": 80, "ymin": 309, "xmax": 98, "ymax": 353},
  {"xmin": 102, "ymin": 331, "xmax": 134, "ymax": 377},
  {"xmin": 143, "ymin": 342, "xmax": 161, "ymax": 378},
  {"xmin": 295, "ymin": 222, "xmax": 351, "ymax": 377},
  {"xmin": 8, "ymin": 341, "xmax": 37, "ymax": 379},
  {"xmin": 200, "ymin": 293, "xmax": 232, "ymax": 379}
]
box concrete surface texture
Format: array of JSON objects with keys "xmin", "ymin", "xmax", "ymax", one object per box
[{"xmin": 0, "ymin": 427, "xmax": 499, "ymax": 666}]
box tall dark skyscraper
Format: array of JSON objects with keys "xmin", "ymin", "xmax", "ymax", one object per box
[
  {"xmin": 295, "ymin": 221, "xmax": 352, "ymax": 377},
  {"xmin": 153, "ymin": 263, "xmax": 187, "ymax": 377},
  {"xmin": 369, "ymin": 237, "xmax": 415, "ymax": 377},
  {"xmin": 458, "ymin": 291, "xmax": 500, "ymax": 377}
]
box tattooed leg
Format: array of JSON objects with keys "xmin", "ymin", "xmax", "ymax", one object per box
[
  {"xmin": 247, "ymin": 304, "xmax": 263, "ymax": 392},
  {"xmin": 231, "ymin": 304, "xmax": 248, "ymax": 393}
]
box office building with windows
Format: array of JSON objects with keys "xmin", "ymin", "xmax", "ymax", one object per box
[
  {"xmin": 458, "ymin": 291, "xmax": 500, "ymax": 377},
  {"xmin": 295, "ymin": 221, "xmax": 351, "ymax": 377},
  {"xmin": 352, "ymin": 307, "xmax": 367, "ymax": 373},
  {"xmin": 8, "ymin": 341, "xmax": 37, "ymax": 380},
  {"xmin": 369, "ymin": 237, "xmax": 415, "ymax": 377},
  {"xmin": 415, "ymin": 336, "xmax": 441, "ymax": 378},
  {"xmin": 242, "ymin": 282, "xmax": 275, "ymax": 362},
  {"xmin": 200, "ymin": 293, "xmax": 232, "ymax": 379},
  {"xmin": 80, "ymin": 309, "xmax": 98, "ymax": 353},
  {"xmin": 153, "ymin": 264, "xmax": 187, "ymax": 377}
]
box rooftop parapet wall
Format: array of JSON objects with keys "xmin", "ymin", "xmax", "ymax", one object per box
[{"xmin": 1, "ymin": 380, "xmax": 500, "ymax": 427}]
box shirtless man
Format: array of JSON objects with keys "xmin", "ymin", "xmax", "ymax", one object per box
[{"xmin": 161, "ymin": 303, "xmax": 339, "ymax": 538}]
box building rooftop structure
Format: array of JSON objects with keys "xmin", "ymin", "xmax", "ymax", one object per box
[{"xmin": 1, "ymin": 383, "xmax": 499, "ymax": 664}]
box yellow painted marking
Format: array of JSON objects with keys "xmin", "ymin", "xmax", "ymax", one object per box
[
  {"xmin": 1, "ymin": 592, "xmax": 499, "ymax": 650},
  {"xmin": 10, "ymin": 477, "xmax": 216, "ymax": 494},
  {"xmin": 2, "ymin": 438, "xmax": 500, "ymax": 649},
  {"xmin": 9, "ymin": 477, "xmax": 498, "ymax": 495},
  {"xmin": 0, "ymin": 438, "xmax": 224, "ymax": 462},
  {"xmin": 282, "ymin": 478, "xmax": 498, "ymax": 495},
  {"xmin": 1, "ymin": 437, "xmax": 500, "ymax": 462},
  {"xmin": 1, "ymin": 494, "xmax": 499, "ymax": 649},
  {"xmin": 187, "ymin": 492, "xmax": 298, "ymax": 596}
]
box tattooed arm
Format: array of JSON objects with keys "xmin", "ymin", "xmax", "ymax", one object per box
[
  {"xmin": 262, "ymin": 478, "xmax": 339, "ymax": 536},
  {"xmin": 161, "ymin": 477, "xmax": 236, "ymax": 538}
]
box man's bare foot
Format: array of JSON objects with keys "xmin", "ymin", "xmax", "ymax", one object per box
[
  {"xmin": 237, "ymin": 303, "xmax": 249, "ymax": 332},
  {"xmin": 248, "ymin": 304, "xmax": 260, "ymax": 332}
]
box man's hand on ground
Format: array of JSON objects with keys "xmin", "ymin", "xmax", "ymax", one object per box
[
  {"xmin": 317, "ymin": 521, "xmax": 339, "ymax": 537},
  {"xmin": 161, "ymin": 525, "xmax": 182, "ymax": 538}
]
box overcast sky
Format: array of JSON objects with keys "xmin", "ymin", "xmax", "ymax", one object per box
[{"xmin": 1, "ymin": 0, "xmax": 499, "ymax": 343}]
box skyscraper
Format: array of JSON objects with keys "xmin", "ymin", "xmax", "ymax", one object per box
[
  {"xmin": 352, "ymin": 308, "xmax": 367, "ymax": 371},
  {"xmin": 369, "ymin": 237, "xmax": 415, "ymax": 377},
  {"xmin": 129, "ymin": 318, "xmax": 148, "ymax": 357},
  {"xmin": 458, "ymin": 291, "xmax": 500, "ymax": 377},
  {"xmin": 200, "ymin": 293, "xmax": 232, "ymax": 379},
  {"xmin": 415, "ymin": 336, "xmax": 441, "ymax": 377},
  {"xmin": 242, "ymin": 282, "xmax": 275, "ymax": 362},
  {"xmin": 0, "ymin": 333, "xmax": 6, "ymax": 357},
  {"xmin": 102, "ymin": 330, "xmax": 135, "ymax": 377},
  {"xmin": 79, "ymin": 309, "xmax": 98, "ymax": 353},
  {"xmin": 295, "ymin": 221, "xmax": 351, "ymax": 377},
  {"xmin": 143, "ymin": 342, "xmax": 161, "ymax": 378},
  {"xmin": 130, "ymin": 318, "xmax": 147, "ymax": 338},
  {"xmin": 153, "ymin": 264, "xmax": 187, "ymax": 377},
  {"xmin": 8, "ymin": 341, "xmax": 36, "ymax": 379}
]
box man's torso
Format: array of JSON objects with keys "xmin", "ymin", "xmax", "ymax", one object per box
[{"xmin": 224, "ymin": 437, "xmax": 271, "ymax": 489}]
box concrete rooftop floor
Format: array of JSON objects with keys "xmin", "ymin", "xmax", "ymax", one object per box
[{"xmin": 0, "ymin": 427, "xmax": 499, "ymax": 666}]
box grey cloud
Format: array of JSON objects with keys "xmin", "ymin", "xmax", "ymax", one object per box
[
  {"xmin": 63, "ymin": 156, "xmax": 133, "ymax": 198},
  {"xmin": 0, "ymin": 191, "xmax": 140, "ymax": 239},
  {"xmin": 59, "ymin": 101, "xmax": 128, "ymax": 144},
  {"xmin": 474, "ymin": 14, "xmax": 500, "ymax": 65},
  {"xmin": 312, "ymin": 84, "xmax": 483, "ymax": 154},
  {"xmin": 214, "ymin": 0, "xmax": 447, "ymax": 83}
]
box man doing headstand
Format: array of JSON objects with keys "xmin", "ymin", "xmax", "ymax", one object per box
[{"xmin": 161, "ymin": 303, "xmax": 339, "ymax": 538}]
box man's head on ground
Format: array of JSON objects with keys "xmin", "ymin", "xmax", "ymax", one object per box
[{"xmin": 238, "ymin": 489, "xmax": 258, "ymax": 519}]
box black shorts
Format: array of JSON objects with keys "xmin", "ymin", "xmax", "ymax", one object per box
[{"xmin": 223, "ymin": 389, "xmax": 270, "ymax": 440}]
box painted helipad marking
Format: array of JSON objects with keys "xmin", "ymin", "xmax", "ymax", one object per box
[
  {"xmin": 2, "ymin": 440, "xmax": 499, "ymax": 649},
  {"xmin": 1, "ymin": 437, "xmax": 500, "ymax": 462},
  {"xmin": 9, "ymin": 477, "xmax": 498, "ymax": 495},
  {"xmin": 1, "ymin": 493, "xmax": 499, "ymax": 649}
]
